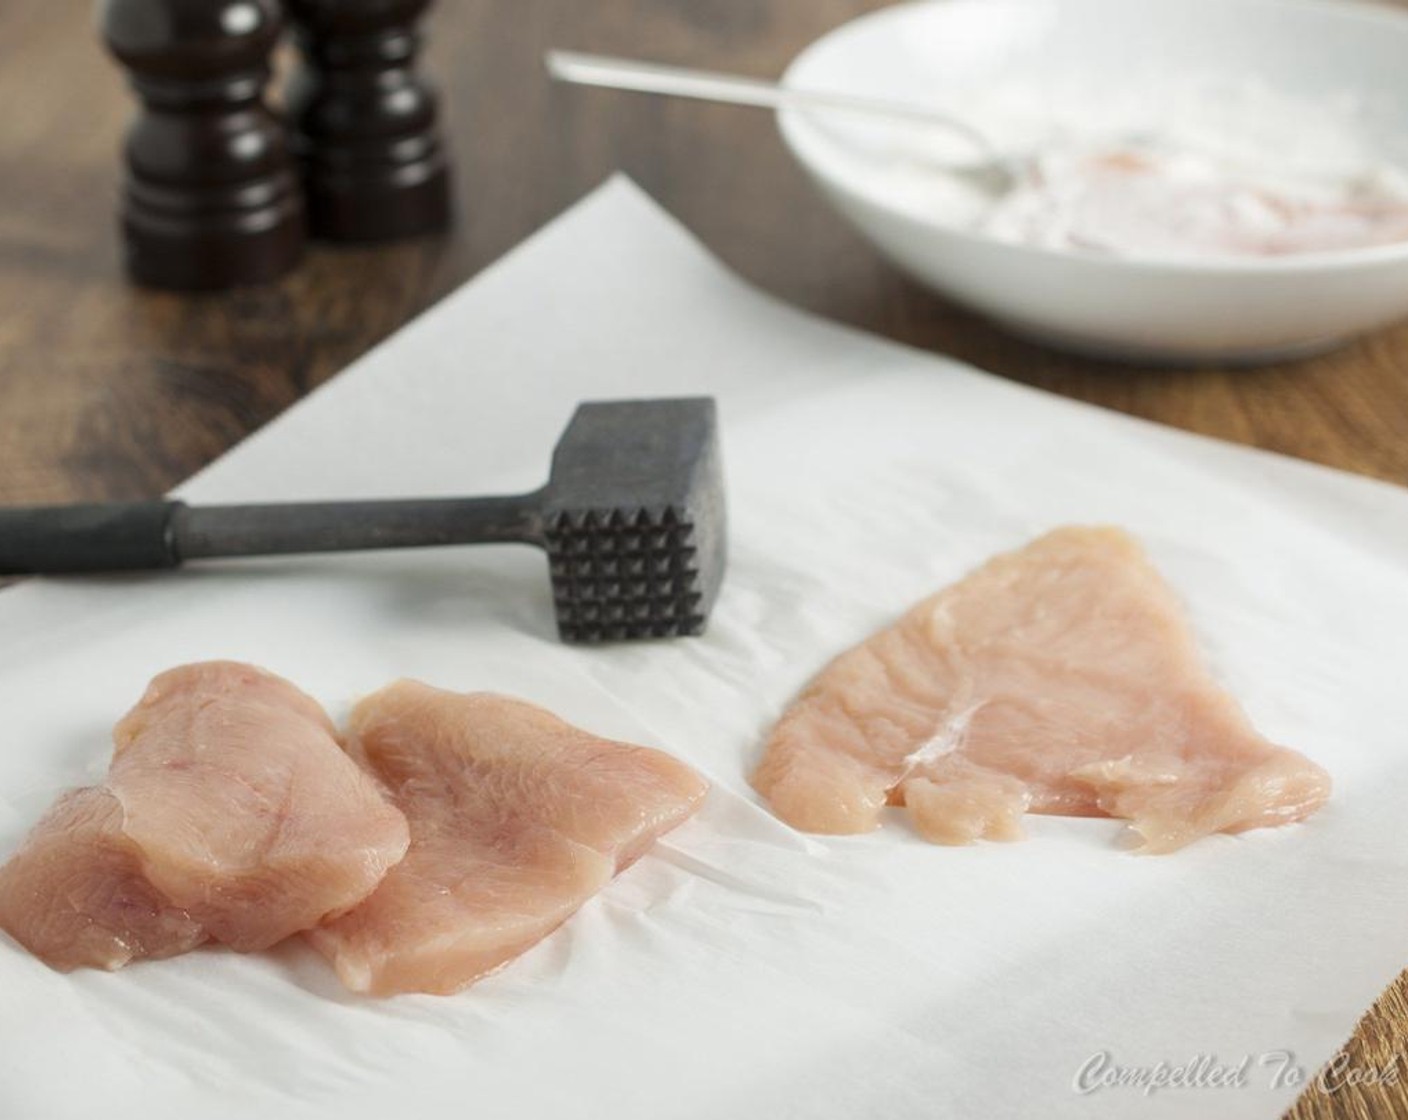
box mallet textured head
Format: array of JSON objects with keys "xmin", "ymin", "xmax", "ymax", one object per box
[{"xmin": 541, "ymin": 398, "xmax": 725, "ymax": 643}]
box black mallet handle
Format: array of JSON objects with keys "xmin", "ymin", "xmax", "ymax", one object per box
[{"xmin": 0, "ymin": 495, "xmax": 547, "ymax": 574}]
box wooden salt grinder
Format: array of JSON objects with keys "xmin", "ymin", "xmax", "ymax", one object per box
[
  {"xmin": 101, "ymin": 0, "xmax": 306, "ymax": 290},
  {"xmin": 284, "ymin": 0, "xmax": 453, "ymax": 242}
]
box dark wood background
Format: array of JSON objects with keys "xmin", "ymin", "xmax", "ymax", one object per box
[{"xmin": 1, "ymin": 2, "xmax": 1405, "ymax": 1116}]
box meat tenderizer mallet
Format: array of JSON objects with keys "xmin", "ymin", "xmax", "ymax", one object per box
[{"xmin": 0, "ymin": 398, "xmax": 726, "ymax": 644}]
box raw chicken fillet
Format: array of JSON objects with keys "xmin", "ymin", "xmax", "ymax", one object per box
[
  {"xmin": 107, "ymin": 662, "xmax": 411, "ymax": 950},
  {"xmin": 0, "ymin": 661, "xmax": 411, "ymax": 970},
  {"xmin": 751, "ymin": 527, "xmax": 1330, "ymax": 852},
  {"xmin": 308, "ymin": 682, "xmax": 709, "ymax": 996},
  {"xmin": 0, "ymin": 787, "xmax": 206, "ymax": 971}
]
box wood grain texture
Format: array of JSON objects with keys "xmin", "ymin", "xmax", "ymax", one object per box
[{"xmin": 0, "ymin": 1, "xmax": 1404, "ymax": 1116}]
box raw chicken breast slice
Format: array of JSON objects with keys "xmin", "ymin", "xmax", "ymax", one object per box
[
  {"xmin": 751, "ymin": 527, "xmax": 1330, "ymax": 853},
  {"xmin": 0, "ymin": 787, "xmax": 206, "ymax": 971},
  {"xmin": 107, "ymin": 662, "xmax": 411, "ymax": 950},
  {"xmin": 307, "ymin": 682, "xmax": 708, "ymax": 996}
]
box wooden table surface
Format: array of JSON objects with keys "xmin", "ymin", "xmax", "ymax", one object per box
[{"xmin": 1, "ymin": 1, "xmax": 1405, "ymax": 1116}]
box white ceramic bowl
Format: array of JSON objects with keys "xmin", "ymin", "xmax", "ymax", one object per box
[{"xmin": 779, "ymin": 0, "xmax": 1408, "ymax": 364}]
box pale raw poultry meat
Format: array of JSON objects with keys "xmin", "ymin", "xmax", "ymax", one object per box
[
  {"xmin": 0, "ymin": 661, "xmax": 412, "ymax": 972},
  {"xmin": 308, "ymin": 682, "xmax": 708, "ymax": 996},
  {"xmin": 751, "ymin": 527, "xmax": 1331, "ymax": 852},
  {"xmin": 0, "ymin": 787, "xmax": 206, "ymax": 971},
  {"xmin": 106, "ymin": 661, "xmax": 411, "ymax": 950}
]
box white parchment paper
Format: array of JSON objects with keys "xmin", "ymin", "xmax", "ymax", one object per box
[{"xmin": 2, "ymin": 178, "xmax": 1406, "ymax": 1120}]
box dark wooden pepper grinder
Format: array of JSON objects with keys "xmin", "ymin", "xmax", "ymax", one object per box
[
  {"xmin": 101, "ymin": 0, "xmax": 306, "ymax": 290},
  {"xmin": 284, "ymin": 0, "xmax": 453, "ymax": 242}
]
